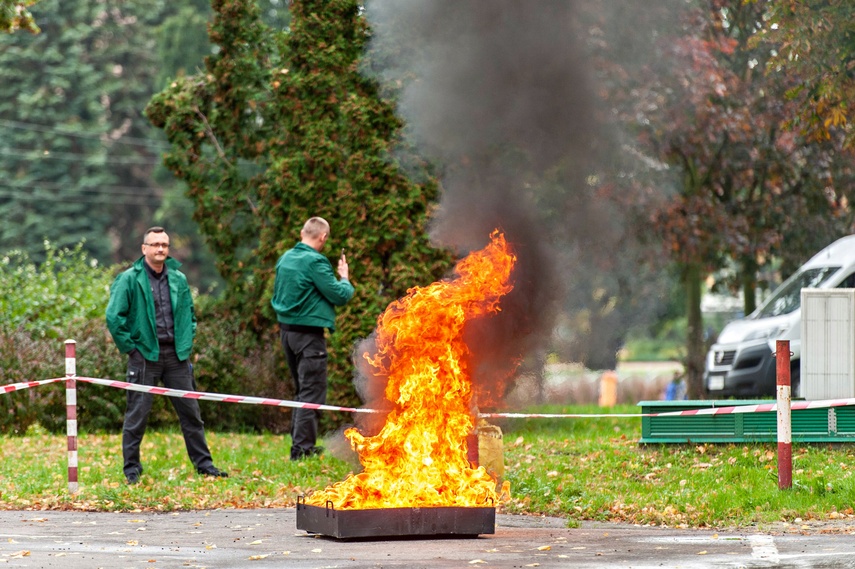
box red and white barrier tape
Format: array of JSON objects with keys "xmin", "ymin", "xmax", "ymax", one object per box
[
  {"xmin": 0, "ymin": 375, "xmax": 375, "ymax": 413},
  {"xmin": 4, "ymin": 376, "xmax": 855, "ymax": 418},
  {"xmin": 655, "ymin": 398, "xmax": 855, "ymax": 417},
  {"xmin": 481, "ymin": 412, "xmax": 647, "ymax": 418},
  {"xmin": 480, "ymin": 398, "xmax": 855, "ymax": 419},
  {"xmin": 73, "ymin": 376, "xmax": 378, "ymax": 413},
  {"xmin": 2, "ymin": 377, "xmax": 66, "ymax": 394}
]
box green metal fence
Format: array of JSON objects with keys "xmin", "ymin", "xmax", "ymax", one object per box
[{"xmin": 638, "ymin": 400, "xmax": 855, "ymax": 444}]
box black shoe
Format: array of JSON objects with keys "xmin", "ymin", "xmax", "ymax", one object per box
[
  {"xmin": 197, "ymin": 466, "xmax": 229, "ymax": 478},
  {"xmin": 291, "ymin": 446, "xmax": 324, "ymax": 460},
  {"xmin": 126, "ymin": 472, "xmax": 140, "ymax": 485}
]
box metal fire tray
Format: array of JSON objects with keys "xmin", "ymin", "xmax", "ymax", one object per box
[{"xmin": 296, "ymin": 497, "xmax": 496, "ymax": 539}]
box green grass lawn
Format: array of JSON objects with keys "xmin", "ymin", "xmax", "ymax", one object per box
[
  {"xmin": 500, "ymin": 405, "xmax": 855, "ymax": 528},
  {"xmin": 2, "ymin": 405, "xmax": 855, "ymax": 530}
]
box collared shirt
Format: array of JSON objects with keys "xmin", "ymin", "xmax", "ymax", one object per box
[{"xmin": 145, "ymin": 261, "xmax": 175, "ymax": 344}]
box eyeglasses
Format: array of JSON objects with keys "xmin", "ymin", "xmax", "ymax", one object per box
[{"xmin": 143, "ymin": 242, "xmax": 170, "ymax": 249}]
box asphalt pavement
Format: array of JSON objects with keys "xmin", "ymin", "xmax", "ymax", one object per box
[{"xmin": 2, "ymin": 508, "xmax": 855, "ymax": 568}]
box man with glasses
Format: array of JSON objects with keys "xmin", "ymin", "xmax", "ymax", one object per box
[{"xmin": 106, "ymin": 226, "xmax": 228, "ymax": 484}]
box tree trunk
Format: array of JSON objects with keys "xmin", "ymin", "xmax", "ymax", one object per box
[
  {"xmin": 684, "ymin": 262, "xmax": 706, "ymax": 399},
  {"xmin": 741, "ymin": 257, "xmax": 758, "ymax": 316}
]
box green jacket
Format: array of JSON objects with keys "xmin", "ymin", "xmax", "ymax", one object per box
[
  {"xmin": 271, "ymin": 242, "xmax": 354, "ymax": 331},
  {"xmin": 105, "ymin": 256, "xmax": 196, "ymax": 361}
]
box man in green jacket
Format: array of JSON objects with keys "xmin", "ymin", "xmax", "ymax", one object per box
[
  {"xmin": 106, "ymin": 227, "xmax": 227, "ymax": 484},
  {"xmin": 271, "ymin": 217, "xmax": 354, "ymax": 460}
]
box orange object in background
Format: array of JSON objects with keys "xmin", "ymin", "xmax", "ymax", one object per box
[{"xmin": 598, "ymin": 370, "xmax": 618, "ymax": 407}]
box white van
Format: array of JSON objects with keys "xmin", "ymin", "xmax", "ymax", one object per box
[{"xmin": 705, "ymin": 234, "xmax": 855, "ymax": 398}]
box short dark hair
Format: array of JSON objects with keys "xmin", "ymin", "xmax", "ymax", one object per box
[{"xmin": 144, "ymin": 226, "xmax": 166, "ymax": 240}]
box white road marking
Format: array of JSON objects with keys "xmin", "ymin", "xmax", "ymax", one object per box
[{"xmin": 748, "ymin": 534, "xmax": 780, "ymax": 564}]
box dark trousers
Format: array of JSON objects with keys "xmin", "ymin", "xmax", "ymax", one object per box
[
  {"xmin": 122, "ymin": 344, "xmax": 214, "ymax": 477},
  {"xmin": 280, "ymin": 328, "xmax": 328, "ymax": 459}
]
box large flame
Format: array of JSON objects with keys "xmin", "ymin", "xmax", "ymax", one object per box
[{"xmin": 307, "ymin": 231, "xmax": 515, "ymax": 509}]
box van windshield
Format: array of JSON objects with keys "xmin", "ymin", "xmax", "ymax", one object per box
[{"xmin": 755, "ymin": 266, "xmax": 841, "ymax": 318}]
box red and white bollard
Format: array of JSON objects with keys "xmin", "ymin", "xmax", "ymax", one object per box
[
  {"xmin": 776, "ymin": 340, "xmax": 792, "ymax": 490},
  {"xmin": 65, "ymin": 339, "xmax": 79, "ymax": 494}
]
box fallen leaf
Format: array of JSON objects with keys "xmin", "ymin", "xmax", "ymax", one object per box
[
  {"xmin": 697, "ymin": 551, "xmax": 707, "ymax": 555},
  {"xmin": 248, "ymin": 554, "xmax": 269, "ymax": 560},
  {"xmin": 126, "ymin": 540, "xmax": 139, "ymax": 546},
  {"xmin": 10, "ymin": 551, "xmax": 30, "ymax": 558},
  {"xmin": 537, "ymin": 545, "xmax": 551, "ymax": 551},
  {"xmin": 205, "ymin": 544, "xmax": 217, "ymax": 550}
]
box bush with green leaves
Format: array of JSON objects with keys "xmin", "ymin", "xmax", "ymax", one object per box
[
  {"xmin": 0, "ymin": 242, "xmax": 113, "ymax": 338},
  {"xmin": 0, "ymin": 242, "xmax": 115, "ymax": 433}
]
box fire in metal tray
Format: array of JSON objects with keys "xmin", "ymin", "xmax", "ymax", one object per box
[{"xmin": 297, "ymin": 232, "xmax": 514, "ymax": 537}]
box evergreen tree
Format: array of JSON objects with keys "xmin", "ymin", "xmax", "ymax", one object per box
[
  {"xmin": 0, "ymin": 0, "xmax": 283, "ymax": 292},
  {"xmin": 146, "ymin": 0, "xmax": 452, "ymax": 412},
  {"xmin": 0, "ymin": 0, "xmax": 170, "ymax": 262},
  {"xmin": 154, "ymin": 0, "xmax": 214, "ymax": 90}
]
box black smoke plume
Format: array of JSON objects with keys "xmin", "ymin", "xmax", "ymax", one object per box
[{"xmin": 353, "ymin": 0, "xmax": 672, "ymax": 414}]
